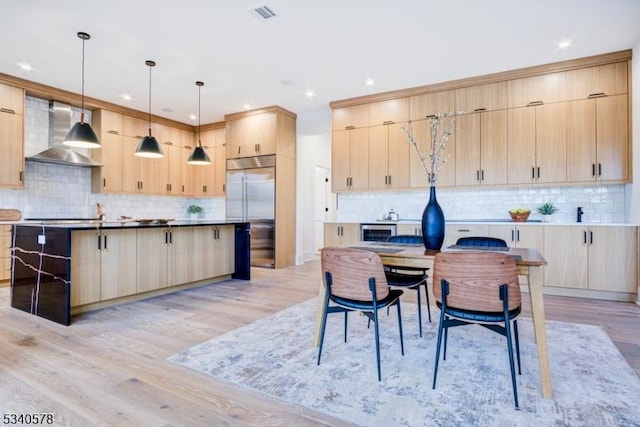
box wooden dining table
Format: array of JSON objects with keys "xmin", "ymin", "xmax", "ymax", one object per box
[{"xmin": 312, "ymin": 242, "xmax": 553, "ymax": 399}]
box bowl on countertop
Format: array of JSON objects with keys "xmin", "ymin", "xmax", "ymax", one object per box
[{"xmin": 509, "ymin": 210, "xmax": 531, "ymax": 222}]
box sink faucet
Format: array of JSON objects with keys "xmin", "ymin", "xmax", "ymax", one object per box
[
  {"xmin": 387, "ymin": 209, "xmax": 399, "ymax": 221},
  {"xmin": 577, "ymin": 206, "xmax": 584, "ymax": 223}
]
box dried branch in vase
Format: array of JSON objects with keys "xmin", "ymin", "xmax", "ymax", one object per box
[{"xmin": 401, "ymin": 113, "xmax": 455, "ymax": 186}]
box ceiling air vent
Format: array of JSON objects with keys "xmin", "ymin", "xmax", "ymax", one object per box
[{"xmin": 253, "ymin": 5, "xmax": 276, "ymax": 20}]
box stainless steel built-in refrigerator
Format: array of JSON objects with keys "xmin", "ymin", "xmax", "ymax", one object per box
[{"xmin": 226, "ymin": 155, "xmax": 276, "ymax": 268}]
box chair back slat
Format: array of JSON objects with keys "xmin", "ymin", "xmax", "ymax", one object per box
[
  {"xmin": 321, "ymin": 247, "xmax": 389, "ymax": 301},
  {"xmin": 387, "ymin": 234, "xmax": 423, "ymax": 244},
  {"xmin": 433, "ymin": 252, "xmax": 520, "ymax": 312}
]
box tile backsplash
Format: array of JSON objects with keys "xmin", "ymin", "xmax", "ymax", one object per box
[{"xmin": 336, "ymin": 185, "xmax": 627, "ymax": 224}]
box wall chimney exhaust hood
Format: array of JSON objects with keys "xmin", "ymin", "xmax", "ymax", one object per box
[{"xmin": 26, "ymin": 101, "xmax": 101, "ymax": 167}]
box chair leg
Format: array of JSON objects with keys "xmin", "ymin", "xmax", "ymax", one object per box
[
  {"xmin": 505, "ymin": 318, "xmax": 520, "ymax": 409},
  {"xmin": 396, "ymin": 301, "xmax": 404, "ymax": 355},
  {"xmin": 373, "ymin": 309, "xmax": 382, "ymax": 381},
  {"xmin": 423, "ymin": 282, "xmax": 432, "ymax": 323},
  {"xmin": 415, "ymin": 287, "xmax": 423, "ymax": 337},
  {"xmin": 443, "ymin": 320, "xmax": 449, "ymax": 361},
  {"xmin": 343, "ymin": 311, "xmax": 348, "ymax": 342},
  {"xmin": 432, "ymin": 307, "xmax": 447, "ymax": 389},
  {"xmin": 317, "ymin": 296, "xmax": 330, "ymax": 366},
  {"xmin": 514, "ymin": 320, "xmax": 521, "ymax": 375}
]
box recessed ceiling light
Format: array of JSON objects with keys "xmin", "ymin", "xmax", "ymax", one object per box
[
  {"xmin": 557, "ymin": 38, "xmax": 573, "ymax": 49},
  {"xmin": 188, "ymin": 114, "xmax": 197, "ymax": 121},
  {"xmin": 162, "ymin": 108, "xmax": 174, "ymax": 113},
  {"xmin": 305, "ymin": 90, "xmax": 315, "ymax": 98},
  {"xmin": 243, "ymin": 104, "xmax": 251, "ymax": 110},
  {"xmin": 365, "ymin": 78, "xmax": 375, "ymax": 86},
  {"xmin": 120, "ymin": 94, "xmax": 132, "ymax": 101},
  {"xmin": 17, "ymin": 62, "xmax": 33, "ymax": 71}
]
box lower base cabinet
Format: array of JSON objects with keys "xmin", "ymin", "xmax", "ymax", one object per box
[
  {"xmin": 72, "ymin": 225, "xmax": 236, "ymax": 307},
  {"xmin": 543, "ymin": 225, "xmax": 637, "ymax": 294},
  {"xmin": 324, "ymin": 223, "xmax": 360, "ymax": 247}
]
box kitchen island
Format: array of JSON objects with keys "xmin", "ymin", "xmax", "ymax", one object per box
[{"xmin": 11, "ymin": 220, "xmax": 250, "ymax": 325}]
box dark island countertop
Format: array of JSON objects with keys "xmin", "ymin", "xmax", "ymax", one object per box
[{"xmin": 8, "ymin": 219, "xmax": 248, "ymax": 230}]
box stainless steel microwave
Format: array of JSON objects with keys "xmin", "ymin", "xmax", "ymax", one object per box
[{"xmin": 360, "ymin": 223, "xmax": 396, "ymax": 242}]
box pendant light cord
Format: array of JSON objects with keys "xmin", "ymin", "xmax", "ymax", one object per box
[
  {"xmin": 198, "ymin": 83, "xmax": 202, "ymax": 148},
  {"xmin": 80, "ymin": 36, "xmax": 85, "ymax": 114},
  {"xmin": 148, "ymin": 63, "xmax": 152, "ymax": 136}
]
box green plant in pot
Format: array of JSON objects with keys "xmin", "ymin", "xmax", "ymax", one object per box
[
  {"xmin": 187, "ymin": 205, "xmax": 202, "ymax": 219},
  {"xmin": 537, "ymin": 202, "xmax": 558, "ymax": 221}
]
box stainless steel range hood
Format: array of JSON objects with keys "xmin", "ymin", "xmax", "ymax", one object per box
[{"xmin": 26, "ymin": 101, "xmax": 101, "ymax": 167}]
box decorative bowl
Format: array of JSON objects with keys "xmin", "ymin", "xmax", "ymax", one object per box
[{"xmin": 509, "ymin": 211, "xmax": 531, "ymax": 222}]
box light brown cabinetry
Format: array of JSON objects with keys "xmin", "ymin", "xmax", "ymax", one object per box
[
  {"xmin": 121, "ymin": 116, "xmax": 163, "ymax": 194},
  {"xmin": 368, "ymin": 123, "xmax": 409, "ymax": 189},
  {"xmin": 409, "ymin": 90, "xmax": 454, "ymax": 121},
  {"xmin": 488, "ymin": 224, "xmax": 544, "ymax": 250},
  {"xmin": 566, "ymin": 94, "xmax": 629, "ymax": 183},
  {"xmin": 455, "ymin": 110, "xmax": 507, "ymax": 186},
  {"xmin": 70, "ymin": 229, "xmax": 137, "ymax": 306},
  {"xmin": 543, "ymin": 225, "xmax": 637, "ymax": 294},
  {"xmin": 565, "ymin": 62, "xmax": 628, "ymax": 100},
  {"xmin": 0, "ymin": 83, "xmax": 24, "ymax": 189},
  {"xmin": 455, "ymin": 82, "xmax": 506, "ymax": 113},
  {"xmin": 91, "ymin": 110, "xmax": 124, "ymax": 193},
  {"xmin": 0, "ymin": 225, "xmax": 11, "ymax": 282},
  {"xmin": 368, "ymin": 98, "xmax": 409, "ymax": 126},
  {"xmin": 507, "ymin": 103, "xmax": 566, "ymax": 184},
  {"xmin": 192, "ymin": 225, "xmax": 235, "ymax": 281},
  {"xmin": 443, "ymin": 224, "xmax": 490, "ymax": 248},
  {"xmin": 155, "ymin": 123, "xmax": 183, "ymax": 196},
  {"xmin": 193, "ymin": 127, "xmax": 225, "ymax": 197},
  {"xmin": 226, "ymin": 112, "xmax": 277, "ymax": 158},
  {"xmin": 397, "ymin": 223, "xmax": 422, "ymax": 237},
  {"xmin": 332, "ymin": 104, "xmax": 369, "ymax": 130},
  {"xmin": 332, "ymin": 127, "xmax": 369, "ymax": 191},
  {"xmin": 324, "ymin": 223, "xmax": 360, "ymax": 247},
  {"xmin": 507, "ymin": 72, "xmax": 566, "ymax": 108}
]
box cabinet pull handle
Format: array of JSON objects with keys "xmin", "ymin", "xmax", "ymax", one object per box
[
  {"xmin": 165, "ymin": 230, "xmax": 169, "ymax": 245},
  {"xmin": 526, "ymin": 101, "xmax": 543, "ymax": 107},
  {"xmin": 426, "ymin": 114, "xmax": 436, "ymax": 119},
  {"xmin": 583, "ymin": 230, "xmax": 587, "ymax": 245},
  {"xmin": 103, "ymin": 234, "xmax": 108, "ymax": 251},
  {"xmin": 598, "ymin": 163, "xmax": 602, "ymax": 177},
  {"xmin": 19, "ymin": 171, "xmax": 23, "ymax": 182},
  {"xmin": 590, "ymin": 231, "xmax": 594, "ymax": 245},
  {"xmin": 106, "ymin": 130, "xmax": 119, "ymax": 135},
  {"xmin": 345, "ymin": 125, "xmax": 355, "ymax": 130},
  {"xmin": 388, "ymin": 175, "xmax": 391, "ymax": 186},
  {"xmin": 476, "ymin": 170, "xmax": 480, "ymax": 181},
  {"xmin": 531, "ymin": 167, "xmax": 536, "ymax": 180},
  {"xmin": 458, "ymin": 229, "xmax": 470, "ymax": 232},
  {"xmin": 383, "ymin": 120, "xmax": 394, "ymax": 125},
  {"xmin": 97, "ymin": 233, "xmax": 102, "ymax": 251},
  {"xmin": 238, "ymin": 146, "xmax": 241, "ymax": 155},
  {"xmin": 473, "ymin": 108, "xmax": 486, "ymax": 112},
  {"xmin": 516, "ymin": 230, "xmax": 520, "ymax": 242},
  {"xmin": 0, "ymin": 107, "xmax": 16, "ymax": 114},
  {"xmin": 588, "ymin": 92, "xmax": 606, "ymax": 99},
  {"xmin": 103, "ymin": 178, "xmax": 106, "ymax": 188},
  {"xmin": 537, "ymin": 167, "xmax": 541, "ymax": 179},
  {"xmin": 481, "ymin": 170, "xmax": 485, "ymax": 181},
  {"xmin": 164, "ymin": 141, "xmax": 173, "ymax": 146},
  {"xmin": 170, "ymin": 230, "xmax": 173, "ymax": 244},
  {"xmin": 592, "ymin": 163, "xmax": 596, "ymax": 177},
  {"xmin": 511, "ymin": 229, "xmax": 515, "ymax": 242}
]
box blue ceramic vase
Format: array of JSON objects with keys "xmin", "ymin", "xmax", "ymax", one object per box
[{"xmin": 421, "ymin": 186, "xmax": 445, "ymax": 250}]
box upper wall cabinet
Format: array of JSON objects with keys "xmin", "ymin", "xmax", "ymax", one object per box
[
  {"xmin": 367, "ymin": 98, "xmax": 409, "ymax": 126},
  {"xmin": 0, "ymin": 83, "xmax": 25, "ymax": 189},
  {"xmin": 565, "ymin": 62, "xmax": 628, "ymax": 100},
  {"xmin": 225, "ymin": 107, "xmax": 296, "ymax": 159},
  {"xmin": 507, "ymin": 72, "xmax": 566, "ymax": 108},
  {"xmin": 91, "ymin": 110, "xmax": 124, "ymax": 193},
  {"xmin": 409, "ymin": 90, "xmax": 454, "ymax": 121},
  {"xmin": 455, "ymin": 82, "xmax": 507, "ymax": 113},
  {"xmin": 332, "ymin": 104, "xmax": 369, "ymax": 130}
]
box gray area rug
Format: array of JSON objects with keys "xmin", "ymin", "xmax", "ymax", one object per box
[{"xmin": 169, "ymin": 299, "xmax": 640, "ymax": 426}]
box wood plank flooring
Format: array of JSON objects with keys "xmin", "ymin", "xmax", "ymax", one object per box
[{"xmin": 1, "ymin": 259, "xmax": 639, "ymax": 426}]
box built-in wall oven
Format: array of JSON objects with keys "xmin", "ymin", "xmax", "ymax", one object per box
[{"xmin": 360, "ymin": 223, "xmax": 397, "ymax": 242}]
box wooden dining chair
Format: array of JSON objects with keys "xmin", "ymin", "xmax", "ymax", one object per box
[
  {"xmin": 432, "ymin": 251, "xmax": 523, "ymax": 408},
  {"xmin": 318, "ymin": 247, "xmax": 405, "ymax": 381},
  {"xmin": 384, "ymin": 234, "xmax": 431, "ymax": 336}
]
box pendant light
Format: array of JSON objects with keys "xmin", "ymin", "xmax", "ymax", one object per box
[
  {"xmin": 134, "ymin": 60, "xmax": 164, "ymax": 158},
  {"xmin": 187, "ymin": 81, "xmax": 212, "ymax": 165},
  {"xmin": 63, "ymin": 31, "xmax": 100, "ymax": 149}
]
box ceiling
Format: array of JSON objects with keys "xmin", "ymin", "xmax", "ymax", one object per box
[{"xmin": 2, "ymin": 0, "xmax": 640, "ymax": 132}]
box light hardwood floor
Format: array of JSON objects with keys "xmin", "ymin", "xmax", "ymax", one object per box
[{"xmin": 1, "ymin": 260, "xmax": 639, "ymax": 426}]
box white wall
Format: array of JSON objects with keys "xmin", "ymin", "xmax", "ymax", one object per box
[{"xmin": 627, "ymin": 42, "xmax": 640, "ymax": 223}]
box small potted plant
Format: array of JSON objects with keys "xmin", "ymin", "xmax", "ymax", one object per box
[
  {"xmin": 187, "ymin": 205, "xmax": 202, "ymax": 220},
  {"xmin": 537, "ymin": 202, "xmax": 558, "ymax": 221}
]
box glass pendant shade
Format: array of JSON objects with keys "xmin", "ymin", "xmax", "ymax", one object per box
[
  {"xmin": 64, "ymin": 31, "xmax": 100, "ymax": 149},
  {"xmin": 135, "ymin": 59, "xmax": 164, "ymax": 158},
  {"xmin": 135, "ymin": 135, "xmax": 164, "ymax": 158},
  {"xmin": 187, "ymin": 145, "xmax": 211, "ymax": 165}
]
